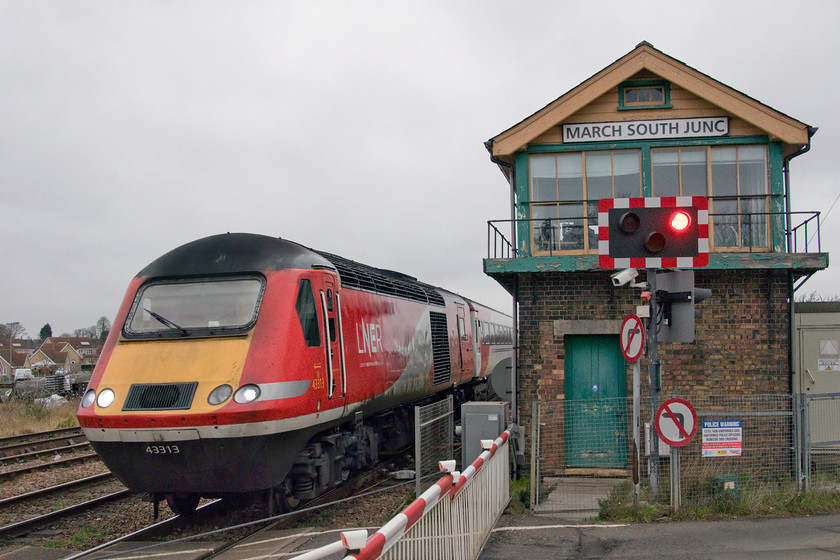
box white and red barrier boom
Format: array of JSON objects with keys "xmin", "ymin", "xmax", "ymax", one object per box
[
  {"xmin": 291, "ymin": 427, "xmax": 513, "ymax": 560},
  {"xmin": 348, "ymin": 428, "xmax": 511, "ymax": 560}
]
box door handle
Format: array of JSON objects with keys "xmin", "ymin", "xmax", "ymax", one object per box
[{"xmin": 806, "ymin": 368, "xmax": 816, "ymax": 384}]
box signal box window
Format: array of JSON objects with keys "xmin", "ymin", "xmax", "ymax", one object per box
[
  {"xmin": 652, "ymin": 145, "xmax": 768, "ymax": 250},
  {"xmin": 711, "ymin": 146, "xmax": 768, "ymax": 249},
  {"xmin": 529, "ymin": 150, "xmax": 641, "ymax": 254},
  {"xmin": 619, "ymin": 81, "xmax": 671, "ymax": 110},
  {"xmin": 296, "ymin": 279, "xmax": 321, "ymax": 347}
]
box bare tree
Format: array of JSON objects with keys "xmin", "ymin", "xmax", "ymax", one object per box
[
  {"xmin": 1, "ymin": 322, "xmax": 27, "ymax": 339},
  {"xmin": 95, "ymin": 316, "xmax": 111, "ymax": 342},
  {"xmin": 73, "ymin": 326, "xmax": 98, "ymax": 339}
]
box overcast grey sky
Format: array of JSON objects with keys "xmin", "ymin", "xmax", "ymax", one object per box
[{"xmin": 2, "ymin": 1, "xmax": 838, "ymax": 337}]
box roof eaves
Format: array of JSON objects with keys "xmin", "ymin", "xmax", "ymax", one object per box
[{"xmin": 490, "ymin": 42, "xmax": 812, "ymax": 157}]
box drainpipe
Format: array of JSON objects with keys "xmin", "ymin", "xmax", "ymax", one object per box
[
  {"xmin": 485, "ymin": 140, "xmax": 519, "ymax": 425},
  {"xmin": 783, "ymin": 127, "xmax": 817, "ymax": 396},
  {"xmin": 783, "ymin": 127, "xmax": 817, "ymax": 489}
]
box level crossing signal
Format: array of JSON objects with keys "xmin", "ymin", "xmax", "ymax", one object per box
[
  {"xmin": 655, "ymin": 270, "xmax": 712, "ymax": 343},
  {"xmin": 598, "ymin": 197, "xmax": 709, "ymax": 269}
]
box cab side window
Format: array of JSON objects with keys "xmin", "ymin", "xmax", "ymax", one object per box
[{"xmin": 296, "ymin": 279, "xmax": 321, "ymax": 347}]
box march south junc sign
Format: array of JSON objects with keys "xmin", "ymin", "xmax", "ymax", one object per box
[{"xmin": 563, "ymin": 117, "xmax": 729, "ymax": 143}]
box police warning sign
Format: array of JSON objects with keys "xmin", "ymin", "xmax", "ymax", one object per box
[{"xmin": 702, "ymin": 420, "xmax": 742, "ymax": 457}]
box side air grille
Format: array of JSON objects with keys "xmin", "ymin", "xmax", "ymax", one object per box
[
  {"xmin": 314, "ymin": 251, "xmax": 445, "ymax": 307},
  {"xmin": 430, "ymin": 311, "xmax": 451, "ymax": 385},
  {"xmin": 123, "ymin": 382, "xmax": 198, "ymax": 411}
]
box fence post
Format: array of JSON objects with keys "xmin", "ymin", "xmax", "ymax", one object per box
[
  {"xmin": 670, "ymin": 446, "xmax": 681, "ymax": 511},
  {"xmin": 530, "ymin": 401, "xmax": 539, "ymax": 512},
  {"xmin": 802, "ymin": 394, "xmax": 811, "ymax": 491}
]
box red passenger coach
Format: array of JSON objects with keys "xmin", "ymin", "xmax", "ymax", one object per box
[{"xmin": 77, "ymin": 233, "xmax": 512, "ymax": 514}]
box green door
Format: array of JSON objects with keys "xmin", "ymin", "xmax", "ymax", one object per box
[{"xmin": 564, "ymin": 335, "xmax": 627, "ymax": 468}]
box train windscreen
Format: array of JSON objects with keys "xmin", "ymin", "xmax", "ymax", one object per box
[{"xmin": 124, "ymin": 276, "xmax": 264, "ymax": 338}]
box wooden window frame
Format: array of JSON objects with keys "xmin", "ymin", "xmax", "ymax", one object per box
[
  {"xmin": 528, "ymin": 150, "xmax": 642, "ymax": 256},
  {"xmin": 618, "ymin": 80, "xmax": 672, "ymax": 111}
]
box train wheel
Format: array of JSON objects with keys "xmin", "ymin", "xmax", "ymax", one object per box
[
  {"xmin": 274, "ymin": 479, "xmax": 300, "ymax": 513},
  {"xmin": 165, "ymin": 493, "xmax": 200, "ymax": 516}
]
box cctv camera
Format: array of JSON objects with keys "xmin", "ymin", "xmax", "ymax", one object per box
[{"xmin": 611, "ymin": 268, "xmax": 639, "ymax": 287}]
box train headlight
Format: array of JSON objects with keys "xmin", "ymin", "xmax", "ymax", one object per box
[
  {"xmin": 96, "ymin": 388, "xmax": 116, "ymax": 408},
  {"xmin": 81, "ymin": 389, "xmax": 96, "ymax": 408},
  {"xmin": 208, "ymin": 384, "xmax": 233, "ymax": 406},
  {"xmin": 233, "ymin": 384, "xmax": 261, "ymax": 404}
]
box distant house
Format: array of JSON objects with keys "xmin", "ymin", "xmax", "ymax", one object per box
[
  {"xmin": 0, "ymin": 339, "xmax": 37, "ymax": 378},
  {"xmin": 26, "ymin": 337, "xmax": 101, "ymax": 374}
]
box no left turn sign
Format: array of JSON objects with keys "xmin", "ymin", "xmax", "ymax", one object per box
[
  {"xmin": 655, "ymin": 398, "xmax": 697, "ymax": 447},
  {"xmin": 620, "ymin": 314, "xmax": 645, "ymax": 362}
]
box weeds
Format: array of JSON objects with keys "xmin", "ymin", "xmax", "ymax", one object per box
[
  {"xmin": 506, "ymin": 476, "xmax": 531, "ymax": 514},
  {"xmin": 0, "ymin": 397, "xmax": 80, "ymax": 437},
  {"xmin": 597, "ymin": 478, "xmax": 840, "ymax": 521},
  {"xmin": 42, "ymin": 524, "xmax": 108, "ymax": 549}
]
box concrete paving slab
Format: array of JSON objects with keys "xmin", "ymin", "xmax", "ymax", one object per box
[
  {"xmin": 0, "ymin": 545, "xmax": 75, "ymax": 560},
  {"xmin": 536, "ymin": 477, "xmax": 626, "ymax": 519},
  {"xmin": 211, "ymin": 528, "xmax": 314, "ymax": 560},
  {"xmin": 91, "ymin": 540, "xmax": 227, "ymax": 560}
]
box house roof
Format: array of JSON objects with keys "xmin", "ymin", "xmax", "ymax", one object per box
[
  {"xmin": 0, "ymin": 352, "xmax": 29, "ymax": 368},
  {"xmin": 43, "ymin": 337, "xmax": 99, "ymax": 350},
  {"xmin": 32, "ymin": 343, "xmax": 68, "ymax": 364},
  {"xmin": 489, "ymin": 41, "xmax": 813, "ymax": 161}
]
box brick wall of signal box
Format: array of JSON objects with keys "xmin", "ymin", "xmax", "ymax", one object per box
[{"xmin": 514, "ymin": 268, "xmax": 792, "ymax": 444}]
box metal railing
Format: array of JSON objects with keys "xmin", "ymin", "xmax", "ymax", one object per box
[
  {"xmin": 487, "ymin": 207, "xmax": 821, "ymax": 260},
  {"xmin": 530, "ymin": 394, "xmax": 812, "ymax": 516},
  {"xmin": 415, "ymin": 396, "xmax": 454, "ymax": 498},
  {"xmin": 801, "ymin": 392, "xmax": 840, "ymax": 491},
  {"xmin": 290, "ymin": 428, "xmax": 512, "ymax": 560}
]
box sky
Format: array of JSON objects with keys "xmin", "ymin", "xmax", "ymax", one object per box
[{"xmin": 2, "ymin": 1, "xmax": 839, "ymax": 338}]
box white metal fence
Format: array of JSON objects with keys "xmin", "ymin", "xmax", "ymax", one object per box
[{"xmin": 290, "ymin": 428, "xmax": 511, "ymax": 560}]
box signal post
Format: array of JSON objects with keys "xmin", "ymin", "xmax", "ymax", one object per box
[{"xmin": 599, "ymin": 196, "xmax": 710, "ymax": 499}]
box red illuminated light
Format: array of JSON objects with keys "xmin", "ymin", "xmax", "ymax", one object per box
[{"xmin": 670, "ymin": 211, "xmax": 692, "ymax": 231}]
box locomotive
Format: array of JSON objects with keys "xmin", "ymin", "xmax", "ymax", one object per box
[{"xmin": 76, "ymin": 233, "xmax": 512, "ymax": 514}]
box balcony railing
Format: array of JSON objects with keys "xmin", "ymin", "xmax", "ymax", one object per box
[{"xmin": 487, "ymin": 210, "xmax": 821, "ymax": 260}]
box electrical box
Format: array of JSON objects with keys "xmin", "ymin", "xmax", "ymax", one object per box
[{"xmin": 461, "ymin": 401, "xmax": 509, "ymax": 468}]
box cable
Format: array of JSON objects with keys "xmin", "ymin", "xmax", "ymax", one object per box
[{"xmin": 808, "ymin": 192, "xmax": 840, "ymax": 245}]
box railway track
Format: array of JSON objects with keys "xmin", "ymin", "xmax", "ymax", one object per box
[
  {"xmin": 0, "ymin": 471, "xmax": 115, "ymax": 508},
  {"xmin": 0, "ymin": 427, "xmax": 84, "ymax": 456},
  {"xmin": 0, "ymin": 488, "xmax": 133, "ymax": 539},
  {"xmin": 49, "ymin": 465, "xmax": 412, "ymax": 558},
  {"xmin": 0, "ymin": 427, "xmax": 412, "ymax": 557},
  {"xmin": 0, "ymin": 426, "xmax": 97, "ymax": 480}
]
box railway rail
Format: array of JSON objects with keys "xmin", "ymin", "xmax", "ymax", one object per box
[
  {"xmin": 0, "ymin": 450, "xmax": 100, "ymax": 480},
  {"xmin": 0, "ymin": 427, "xmax": 97, "ymax": 481},
  {"xmin": 66, "ymin": 475, "xmax": 412, "ymax": 559},
  {"xmin": 0, "ymin": 427, "xmax": 84, "ymax": 455},
  {"xmin": 23, "ymin": 462, "xmax": 411, "ymax": 558},
  {"xmin": 0, "ymin": 426, "xmax": 411, "ymax": 557},
  {"xmin": 0, "ymin": 472, "xmax": 115, "ymax": 508},
  {"xmin": 0, "ymin": 488, "xmax": 132, "ymax": 539}
]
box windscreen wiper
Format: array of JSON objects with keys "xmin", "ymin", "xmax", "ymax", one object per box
[{"xmin": 143, "ymin": 308, "xmax": 188, "ymax": 336}]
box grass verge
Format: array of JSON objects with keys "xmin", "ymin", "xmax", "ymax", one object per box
[
  {"xmin": 598, "ymin": 480, "xmax": 840, "ymax": 522},
  {"xmin": 0, "ymin": 396, "xmax": 80, "ymax": 438}
]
